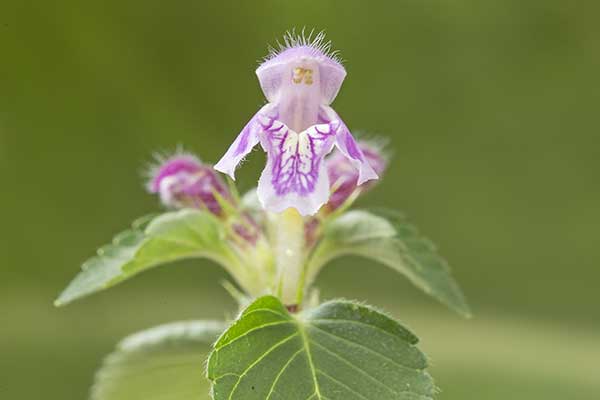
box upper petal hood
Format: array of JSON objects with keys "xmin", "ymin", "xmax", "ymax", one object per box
[{"xmin": 256, "ymin": 31, "xmax": 346, "ymax": 105}]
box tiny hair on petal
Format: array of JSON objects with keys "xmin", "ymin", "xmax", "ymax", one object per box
[{"xmin": 262, "ymin": 28, "xmax": 344, "ymax": 66}]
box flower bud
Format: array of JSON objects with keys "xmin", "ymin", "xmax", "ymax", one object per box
[
  {"xmin": 231, "ymin": 213, "xmax": 261, "ymax": 246},
  {"xmin": 304, "ymin": 217, "xmax": 321, "ymax": 249},
  {"xmin": 148, "ymin": 153, "xmax": 229, "ymax": 214},
  {"xmin": 326, "ymin": 141, "xmax": 387, "ymax": 210}
]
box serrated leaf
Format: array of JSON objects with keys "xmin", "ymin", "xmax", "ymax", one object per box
[
  {"xmin": 207, "ymin": 296, "xmax": 435, "ymax": 400},
  {"xmin": 122, "ymin": 209, "xmax": 237, "ymax": 275},
  {"xmin": 91, "ymin": 320, "xmax": 226, "ymax": 400},
  {"xmin": 55, "ymin": 209, "xmax": 243, "ymax": 306},
  {"xmin": 306, "ymin": 210, "xmax": 471, "ymax": 318}
]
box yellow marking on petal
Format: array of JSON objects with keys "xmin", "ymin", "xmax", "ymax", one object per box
[
  {"xmin": 292, "ymin": 67, "xmax": 314, "ymax": 85},
  {"xmin": 297, "ymin": 132, "xmax": 312, "ymax": 174}
]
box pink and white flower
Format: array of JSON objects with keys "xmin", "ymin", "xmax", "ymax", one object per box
[
  {"xmin": 326, "ymin": 140, "xmax": 388, "ymax": 210},
  {"xmin": 148, "ymin": 153, "xmax": 229, "ymax": 214},
  {"xmin": 214, "ymin": 31, "xmax": 378, "ymax": 216}
]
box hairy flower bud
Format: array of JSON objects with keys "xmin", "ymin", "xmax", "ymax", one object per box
[
  {"xmin": 148, "ymin": 153, "xmax": 229, "ymax": 214},
  {"xmin": 326, "ymin": 141, "xmax": 387, "ymax": 210}
]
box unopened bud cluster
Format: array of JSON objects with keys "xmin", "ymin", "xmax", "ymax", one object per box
[
  {"xmin": 325, "ymin": 141, "xmax": 387, "ymax": 211},
  {"xmin": 148, "ymin": 154, "xmax": 229, "ymax": 214}
]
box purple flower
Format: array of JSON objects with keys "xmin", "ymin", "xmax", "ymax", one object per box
[
  {"xmin": 214, "ymin": 31, "xmax": 378, "ymax": 216},
  {"xmin": 148, "ymin": 153, "xmax": 229, "ymax": 214},
  {"xmin": 326, "ymin": 141, "xmax": 387, "ymax": 210}
]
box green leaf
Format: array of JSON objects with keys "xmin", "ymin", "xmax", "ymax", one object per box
[
  {"xmin": 207, "ymin": 296, "xmax": 435, "ymax": 400},
  {"xmin": 91, "ymin": 320, "xmax": 226, "ymax": 400},
  {"xmin": 55, "ymin": 209, "xmax": 242, "ymax": 306},
  {"xmin": 306, "ymin": 210, "xmax": 471, "ymax": 318}
]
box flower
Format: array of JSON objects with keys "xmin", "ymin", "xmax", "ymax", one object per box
[
  {"xmin": 326, "ymin": 141, "xmax": 387, "ymax": 210},
  {"xmin": 148, "ymin": 152, "xmax": 229, "ymax": 214},
  {"xmin": 214, "ymin": 31, "xmax": 379, "ymax": 216}
]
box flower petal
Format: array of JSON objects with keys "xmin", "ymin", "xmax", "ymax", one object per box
[
  {"xmin": 214, "ymin": 104, "xmax": 276, "ymax": 180},
  {"xmin": 257, "ymin": 121, "xmax": 336, "ymax": 216},
  {"xmin": 320, "ymin": 105, "xmax": 379, "ymax": 184}
]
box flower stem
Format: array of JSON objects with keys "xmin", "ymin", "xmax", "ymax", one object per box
[{"xmin": 268, "ymin": 209, "xmax": 306, "ymax": 305}]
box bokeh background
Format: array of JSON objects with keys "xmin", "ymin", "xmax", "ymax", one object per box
[{"xmin": 1, "ymin": 1, "xmax": 599, "ymax": 399}]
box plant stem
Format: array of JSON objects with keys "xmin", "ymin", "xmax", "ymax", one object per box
[{"xmin": 268, "ymin": 209, "xmax": 306, "ymax": 305}]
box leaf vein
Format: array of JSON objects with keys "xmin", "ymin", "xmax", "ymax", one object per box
[
  {"xmin": 297, "ymin": 322, "xmax": 323, "ymax": 400},
  {"xmin": 242, "ymin": 307, "xmax": 291, "ymax": 319},
  {"xmin": 265, "ymin": 348, "xmax": 304, "ymax": 400},
  {"xmin": 310, "ymin": 318, "xmax": 412, "ymax": 343},
  {"xmin": 309, "ymin": 324, "xmax": 418, "ymax": 370},
  {"xmin": 310, "ymin": 340, "xmax": 398, "ymax": 396},
  {"xmin": 316, "ymin": 368, "xmax": 369, "ymax": 400},
  {"xmin": 215, "ymin": 321, "xmax": 293, "ymax": 350},
  {"xmin": 227, "ymin": 332, "xmax": 299, "ymax": 400}
]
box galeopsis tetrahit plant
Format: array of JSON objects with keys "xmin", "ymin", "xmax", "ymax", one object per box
[{"xmin": 57, "ymin": 31, "xmax": 470, "ymax": 400}]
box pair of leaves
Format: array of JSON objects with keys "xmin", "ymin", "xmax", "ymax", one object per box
[
  {"xmin": 93, "ymin": 296, "xmax": 434, "ymax": 400},
  {"xmin": 55, "ymin": 209, "xmax": 240, "ymax": 306},
  {"xmin": 57, "ymin": 205, "xmax": 470, "ymax": 318},
  {"xmin": 307, "ymin": 210, "xmax": 471, "ymax": 318}
]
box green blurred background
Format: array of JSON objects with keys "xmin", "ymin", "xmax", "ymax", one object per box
[{"xmin": 1, "ymin": 1, "xmax": 598, "ymax": 399}]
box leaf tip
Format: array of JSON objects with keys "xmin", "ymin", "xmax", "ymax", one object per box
[
  {"xmin": 452, "ymin": 297, "xmax": 473, "ymax": 319},
  {"xmin": 53, "ymin": 296, "xmax": 66, "ymax": 307}
]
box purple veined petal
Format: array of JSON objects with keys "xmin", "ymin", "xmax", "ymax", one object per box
[
  {"xmin": 214, "ymin": 104, "xmax": 277, "ymax": 180},
  {"xmin": 257, "ymin": 121, "xmax": 337, "ymax": 216},
  {"xmin": 320, "ymin": 105, "xmax": 379, "ymax": 185}
]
